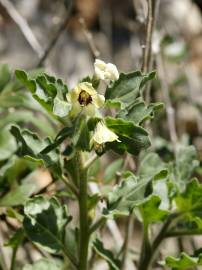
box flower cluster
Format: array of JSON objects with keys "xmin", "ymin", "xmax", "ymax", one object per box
[
  {"xmin": 94, "ymin": 59, "xmax": 119, "ymax": 83},
  {"xmin": 67, "ymin": 59, "xmax": 120, "ymax": 149}
]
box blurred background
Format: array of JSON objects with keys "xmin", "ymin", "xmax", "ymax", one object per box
[{"xmin": 0, "ymin": 0, "xmax": 202, "ymax": 269}]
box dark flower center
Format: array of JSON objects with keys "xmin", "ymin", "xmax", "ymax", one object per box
[{"xmin": 78, "ymin": 90, "xmax": 92, "ymax": 106}]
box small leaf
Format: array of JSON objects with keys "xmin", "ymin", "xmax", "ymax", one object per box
[
  {"xmin": 93, "ymin": 239, "xmax": 121, "ymax": 270},
  {"xmin": 23, "ymin": 196, "xmax": 71, "ymax": 254}
]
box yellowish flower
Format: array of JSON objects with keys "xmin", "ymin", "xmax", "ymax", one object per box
[
  {"xmin": 91, "ymin": 121, "xmax": 120, "ymax": 146},
  {"xmin": 66, "ymin": 82, "xmax": 105, "ymax": 117},
  {"xmin": 94, "ymin": 59, "xmax": 119, "ymax": 83}
]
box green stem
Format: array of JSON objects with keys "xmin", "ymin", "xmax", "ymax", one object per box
[
  {"xmin": 166, "ymin": 229, "xmax": 202, "ymax": 238},
  {"xmin": 138, "ymin": 223, "xmax": 152, "ymax": 270},
  {"xmin": 89, "ymin": 217, "xmax": 106, "ymax": 235},
  {"xmin": 78, "ymin": 152, "xmax": 89, "ymax": 270},
  {"xmin": 120, "ymin": 214, "xmax": 134, "ymax": 270},
  {"xmin": 138, "ymin": 216, "xmax": 173, "ymax": 270},
  {"xmin": 10, "ymin": 248, "xmax": 17, "ymax": 270}
]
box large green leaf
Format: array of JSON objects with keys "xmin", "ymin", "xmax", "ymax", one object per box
[
  {"xmin": 137, "ymin": 195, "xmax": 169, "ymax": 225},
  {"xmin": 105, "ymin": 117, "xmax": 150, "ymax": 155},
  {"xmin": 164, "ymin": 252, "xmax": 202, "ymax": 270},
  {"xmin": 175, "ymin": 179, "xmax": 202, "ymax": 221},
  {"xmin": 23, "ymin": 196, "xmax": 71, "ymax": 254},
  {"xmin": 105, "ymin": 71, "xmax": 155, "ymax": 108},
  {"xmin": 139, "ymin": 152, "xmax": 167, "ymax": 177},
  {"xmin": 10, "ymin": 125, "xmax": 61, "ymax": 176},
  {"xmin": 93, "ymin": 239, "xmax": 121, "ymax": 270},
  {"xmin": 117, "ymin": 99, "xmax": 163, "ymax": 125},
  {"xmin": 15, "ymin": 70, "xmax": 71, "ymax": 119},
  {"xmin": 23, "ymin": 258, "xmax": 64, "ymax": 270},
  {"xmin": 106, "ymin": 171, "xmax": 150, "ymax": 216},
  {"xmin": 173, "ymin": 146, "xmax": 199, "ymax": 190}
]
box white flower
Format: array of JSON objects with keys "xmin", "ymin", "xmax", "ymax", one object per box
[
  {"xmin": 94, "ymin": 59, "xmax": 119, "ymax": 83},
  {"xmin": 66, "ymin": 82, "xmax": 105, "ymax": 117},
  {"xmin": 91, "ymin": 121, "xmax": 120, "ymax": 146}
]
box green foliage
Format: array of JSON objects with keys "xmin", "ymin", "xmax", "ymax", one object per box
[
  {"xmin": 105, "ymin": 71, "xmax": 155, "ymax": 108},
  {"xmin": 10, "ymin": 125, "xmax": 61, "ymax": 176},
  {"xmin": 164, "ymin": 252, "xmax": 202, "ymax": 269},
  {"xmin": 105, "ymin": 117, "xmax": 150, "ymax": 155},
  {"xmin": 93, "ymin": 239, "xmax": 121, "ymax": 270},
  {"xmin": 23, "ymin": 196, "xmax": 71, "ymax": 254},
  {"xmin": 15, "ymin": 70, "xmax": 70, "ymax": 119},
  {"xmin": 1, "ymin": 62, "xmax": 201, "ymax": 270}
]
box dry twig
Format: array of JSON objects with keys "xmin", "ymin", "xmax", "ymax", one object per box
[
  {"xmin": 79, "ymin": 17, "xmax": 100, "ymax": 59},
  {"xmin": 37, "ymin": 0, "xmax": 73, "ymax": 67},
  {"xmin": 0, "ymin": 0, "xmax": 44, "ymax": 58}
]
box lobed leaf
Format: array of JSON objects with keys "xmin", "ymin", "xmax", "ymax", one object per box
[
  {"xmin": 93, "ymin": 239, "xmax": 121, "ymax": 270},
  {"xmin": 23, "ymin": 196, "xmax": 71, "ymax": 254},
  {"xmin": 105, "ymin": 117, "xmax": 150, "ymax": 155}
]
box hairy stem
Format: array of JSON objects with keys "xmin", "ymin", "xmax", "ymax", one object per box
[
  {"xmin": 120, "ymin": 214, "xmax": 134, "ymax": 270},
  {"xmin": 138, "ymin": 216, "xmax": 173, "ymax": 270},
  {"xmin": 138, "ymin": 223, "xmax": 152, "ymax": 270},
  {"xmin": 78, "ymin": 152, "xmax": 89, "ymax": 270}
]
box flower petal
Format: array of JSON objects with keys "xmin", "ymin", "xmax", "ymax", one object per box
[
  {"xmin": 94, "ymin": 59, "xmax": 106, "ymax": 70},
  {"xmin": 105, "ymin": 63, "xmax": 119, "ymax": 81},
  {"xmin": 92, "ymin": 122, "xmax": 120, "ymax": 145},
  {"xmin": 84, "ymin": 103, "xmax": 96, "ymax": 117},
  {"xmin": 69, "ymin": 101, "xmax": 82, "ymax": 117},
  {"xmin": 79, "ymin": 82, "xmax": 97, "ymax": 96},
  {"xmin": 92, "ymin": 94, "xmax": 105, "ymax": 108}
]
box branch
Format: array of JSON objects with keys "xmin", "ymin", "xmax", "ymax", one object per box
[
  {"xmin": 156, "ymin": 53, "xmax": 178, "ymax": 150},
  {"xmin": 142, "ymin": 0, "xmax": 160, "ymax": 73},
  {"xmin": 37, "ymin": 0, "xmax": 73, "ymax": 67},
  {"xmin": 141, "ymin": 0, "xmax": 160, "ymax": 104},
  {"xmin": 0, "ymin": 0, "xmax": 43, "ymax": 57},
  {"xmin": 166, "ymin": 230, "xmax": 202, "ymax": 238},
  {"xmin": 79, "ymin": 17, "xmax": 100, "ymax": 59},
  {"xmin": 120, "ymin": 214, "xmax": 134, "ymax": 270}
]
